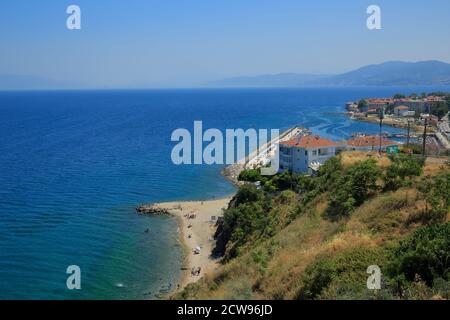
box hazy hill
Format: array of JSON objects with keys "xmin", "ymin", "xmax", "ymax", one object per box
[
  {"xmin": 214, "ymin": 61, "xmax": 450, "ymax": 87},
  {"xmin": 317, "ymin": 60, "xmax": 450, "ymax": 86}
]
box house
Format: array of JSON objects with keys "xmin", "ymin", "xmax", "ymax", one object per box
[
  {"xmin": 393, "ymin": 105, "xmax": 415, "ymax": 117},
  {"xmin": 346, "ymin": 135, "xmax": 399, "ymax": 152},
  {"xmin": 279, "ymin": 135, "xmax": 338, "ymax": 174},
  {"xmin": 392, "ymin": 96, "xmax": 445, "ymax": 114}
]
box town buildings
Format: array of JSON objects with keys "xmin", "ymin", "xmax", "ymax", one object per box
[
  {"xmin": 346, "ymin": 135, "xmax": 399, "ymax": 152},
  {"xmin": 279, "ymin": 134, "xmax": 399, "ymax": 174},
  {"xmin": 393, "ymin": 105, "xmax": 415, "ymax": 117}
]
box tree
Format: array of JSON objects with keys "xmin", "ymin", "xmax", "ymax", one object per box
[
  {"xmin": 233, "ymin": 184, "xmax": 264, "ymax": 206},
  {"xmin": 358, "ymin": 99, "xmax": 368, "ymax": 110},
  {"xmin": 317, "ymin": 157, "xmax": 343, "ymax": 192},
  {"xmin": 393, "ymin": 93, "xmax": 406, "ymax": 99},
  {"xmin": 326, "ymin": 160, "xmax": 382, "ymax": 220},
  {"xmin": 418, "ymin": 172, "xmax": 450, "ymax": 223},
  {"xmin": 238, "ymin": 169, "xmax": 261, "ymax": 182},
  {"xmin": 387, "ymin": 222, "xmax": 450, "ymax": 293},
  {"xmin": 346, "ymin": 159, "xmax": 382, "ymax": 205},
  {"xmin": 430, "ymin": 101, "xmax": 449, "ymax": 119},
  {"xmin": 384, "ymin": 154, "xmax": 424, "ymax": 191}
]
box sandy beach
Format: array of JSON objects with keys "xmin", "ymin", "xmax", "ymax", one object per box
[{"xmin": 151, "ymin": 197, "xmax": 232, "ymax": 292}]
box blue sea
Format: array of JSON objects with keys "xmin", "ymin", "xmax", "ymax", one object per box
[{"xmin": 0, "ymin": 87, "xmax": 445, "ymax": 299}]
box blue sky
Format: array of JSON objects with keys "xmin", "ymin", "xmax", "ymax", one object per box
[{"xmin": 1, "ymin": 0, "xmax": 450, "ymax": 87}]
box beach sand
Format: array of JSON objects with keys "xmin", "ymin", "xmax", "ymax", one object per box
[{"xmin": 151, "ymin": 197, "xmax": 232, "ymax": 292}]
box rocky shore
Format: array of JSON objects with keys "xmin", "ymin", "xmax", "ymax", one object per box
[
  {"xmin": 221, "ymin": 163, "xmax": 245, "ymax": 186},
  {"xmin": 136, "ymin": 205, "xmax": 172, "ymax": 216}
]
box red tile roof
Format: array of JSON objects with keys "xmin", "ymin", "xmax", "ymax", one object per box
[
  {"xmin": 280, "ymin": 135, "xmax": 338, "ymax": 148},
  {"xmin": 347, "ymin": 136, "xmax": 398, "ymax": 148},
  {"xmin": 394, "ymin": 105, "xmax": 410, "ymax": 110}
]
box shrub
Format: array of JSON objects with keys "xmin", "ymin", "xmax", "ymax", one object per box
[
  {"xmin": 384, "ymin": 154, "xmax": 424, "ymax": 191},
  {"xmin": 233, "ymin": 184, "xmax": 264, "ymax": 207},
  {"xmin": 238, "ymin": 169, "xmax": 262, "ymax": 182},
  {"xmin": 297, "ymin": 247, "xmax": 386, "ymax": 299},
  {"xmin": 386, "ymin": 222, "xmax": 450, "ymax": 294},
  {"xmin": 317, "ymin": 157, "xmax": 343, "ymax": 192},
  {"xmin": 326, "ymin": 160, "xmax": 382, "ymax": 220},
  {"xmin": 418, "ymin": 172, "xmax": 450, "ymax": 223}
]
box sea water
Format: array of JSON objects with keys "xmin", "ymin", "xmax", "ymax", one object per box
[{"xmin": 0, "ymin": 87, "xmax": 445, "ymax": 299}]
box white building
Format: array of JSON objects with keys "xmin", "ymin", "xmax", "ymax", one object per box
[
  {"xmin": 279, "ymin": 135, "xmax": 338, "ymax": 174},
  {"xmin": 394, "ymin": 105, "xmax": 415, "ymax": 117}
]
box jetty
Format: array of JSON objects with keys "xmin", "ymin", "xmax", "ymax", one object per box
[{"xmin": 136, "ymin": 205, "xmax": 171, "ymax": 216}]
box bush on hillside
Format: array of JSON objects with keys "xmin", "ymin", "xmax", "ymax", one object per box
[
  {"xmin": 326, "ymin": 160, "xmax": 382, "ymax": 220},
  {"xmin": 384, "ymin": 154, "xmax": 424, "ymax": 191},
  {"xmin": 297, "ymin": 247, "xmax": 387, "ymax": 299},
  {"xmin": 418, "ymin": 172, "xmax": 450, "ymax": 223},
  {"xmin": 238, "ymin": 169, "xmax": 262, "ymax": 182},
  {"xmin": 386, "ymin": 222, "xmax": 450, "ymax": 295}
]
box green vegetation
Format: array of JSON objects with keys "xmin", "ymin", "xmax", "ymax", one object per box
[
  {"xmin": 238, "ymin": 169, "xmax": 262, "ymax": 183},
  {"xmin": 358, "ymin": 99, "xmax": 367, "ymax": 109},
  {"xmin": 298, "ymin": 247, "xmax": 387, "ymax": 299},
  {"xmin": 431, "ymin": 101, "xmax": 449, "ymax": 119},
  {"xmin": 418, "ymin": 172, "xmax": 450, "ymax": 223},
  {"xmin": 326, "ymin": 159, "xmax": 381, "ymax": 220},
  {"xmin": 387, "ymin": 223, "xmax": 450, "ymax": 298},
  {"xmin": 176, "ymin": 152, "xmax": 450, "ymax": 300},
  {"xmin": 384, "ymin": 154, "xmax": 424, "ymax": 191}
]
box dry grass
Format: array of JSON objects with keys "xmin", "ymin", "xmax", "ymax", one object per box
[
  {"xmin": 424, "ymin": 162, "xmax": 448, "ymax": 177},
  {"xmin": 340, "ymin": 151, "xmax": 391, "ymax": 168}
]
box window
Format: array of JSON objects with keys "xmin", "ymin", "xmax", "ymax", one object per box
[{"xmin": 312, "ymin": 150, "xmax": 317, "ymax": 156}]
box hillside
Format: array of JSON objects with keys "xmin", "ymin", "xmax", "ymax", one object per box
[
  {"xmin": 318, "ymin": 61, "xmax": 450, "ymax": 86},
  {"xmin": 213, "ymin": 61, "xmax": 450, "ymax": 87},
  {"xmin": 176, "ymin": 152, "xmax": 450, "ymax": 300}
]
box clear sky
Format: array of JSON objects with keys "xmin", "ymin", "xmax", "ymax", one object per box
[{"xmin": 1, "ymin": 0, "xmax": 450, "ymax": 88}]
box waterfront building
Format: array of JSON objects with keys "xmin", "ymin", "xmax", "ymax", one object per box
[
  {"xmin": 346, "ymin": 135, "xmax": 399, "ymax": 152},
  {"xmin": 393, "ymin": 105, "xmax": 415, "ymax": 117},
  {"xmin": 392, "ymin": 96, "xmax": 445, "ymax": 114},
  {"xmin": 279, "ymin": 135, "xmax": 338, "ymax": 174}
]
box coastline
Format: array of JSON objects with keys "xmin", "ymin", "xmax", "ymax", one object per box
[
  {"xmin": 147, "ymin": 197, "xmax": 233, "ymax": 295},
  {"xmin": 351, "ymin": 115, "xmax": 429, "ymax": 133}
]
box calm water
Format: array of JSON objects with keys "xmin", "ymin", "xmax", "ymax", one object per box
[{"xmin": 0, "ymin": 87, "xmax": 444, "ymax": 299}]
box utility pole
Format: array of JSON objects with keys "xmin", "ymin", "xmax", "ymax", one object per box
[
  {"xmin": 422, "ymin": 117, "xmax": 428, "ymax": 158},
  {"xmin": 379, "ymin": 108, "xmax": 384, "ymax": 155},
  {"xmin": 406, "ymin": 118, "xmax": 412, "ymax": 148}
]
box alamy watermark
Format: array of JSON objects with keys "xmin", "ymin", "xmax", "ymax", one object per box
[
  {"xmin": 66, "ymin": 265, "xmax": 81, "ymax": 290},
  {"xmin": 66, "ymin": 5, "xmax": 81, "ymax": 30},
  {"xmin": 367, "ymin": 5, "xmax": 382, "ymax": 30},
  {"xmin": 367, "ymin": 265, "xmax": 382, "ymax": 290},
  {"xmin": 171, "ymin": 121, "xmax": 280, "ymax": 176}
]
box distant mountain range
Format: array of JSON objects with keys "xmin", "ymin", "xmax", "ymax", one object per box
[
  {"xmin": 2, "ymin": 60, "xmax": 450, "ymax": 90},
  {"xmin": 213, "ymin": 60, "xmax": 450, "ymax": 87}
]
